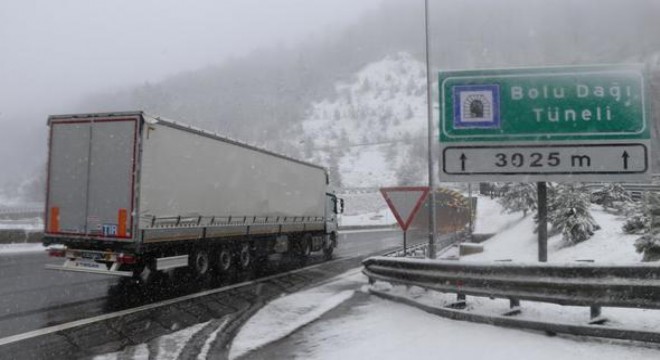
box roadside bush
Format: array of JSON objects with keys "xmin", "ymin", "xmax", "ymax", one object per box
[{"xmin": 634, "ymin": 233, "xmax": 660, "ymax": 261}]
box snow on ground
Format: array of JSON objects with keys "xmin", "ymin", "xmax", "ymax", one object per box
[
  {"xmin": 280, "ymin": 294, "xmax": 659, "ymax": 360},
  {"xmin": 340, "ymin": 207, "xmax": 395, "ymax": 227},
  {"xmin": 463, "ymin": 196, "xmax": 643, "ymax": 264},
  {"xmin": 473, "ymin": 195, "xmax": 524, "ymax": 234},
  {"xmin": 231, "ymin": 271, "xmax": 660, "ymax": 359},
  {"xmin": 0, "ymin": 219, "xmax": 43, "ymax": 231},
  {"xmin": 0, "ymin": 243, "xmax": 46, "ymax": 254},
  {"xmin": 229, "ymin": 270, "xmax": 361, "ymax": 359},
  {"xmin": 385, "ymin": 283, "xmax": 660, "ymax": 334},
  {"xmin": 339, "ymin": 191, "xmax": 396, "ymax": 227}
]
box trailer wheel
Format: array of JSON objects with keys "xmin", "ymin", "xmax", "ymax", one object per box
[
  {"xmin": 294, "ymin": 235, "xmax": 312, "ymax": 265},
  {"xmin": 192, "ymin": 249, "xmax": 210, "ymax": 277},
  {"xmin": 216, "ymin": 247, "xmax": 233, "ymax": 273},
  {"xmin": 301, "ymin": 235, "xmax": 312, "ymax": 257},
  {"xmin": 237, "ymin": 242, "xmax": 252, "ymax": 270},
  {"xmin": 323, "ymin": 233, "xmax": 336, "ymax": 260},
  {"xmin": 132, "ymin": 258, "xmax": 157, "ymax": 284}
]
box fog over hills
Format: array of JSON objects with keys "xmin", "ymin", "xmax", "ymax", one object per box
[{"xmin": 4, "ymin": 0, "xmax": 660, "ymax": 203}]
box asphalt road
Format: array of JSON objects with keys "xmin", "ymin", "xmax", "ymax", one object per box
[{"xmin": 0, "ymin": 229, "xmax": 423, "ymax": 341}]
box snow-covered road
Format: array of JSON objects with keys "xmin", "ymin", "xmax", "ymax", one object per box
[{"xmin": 233, "ymin": 270, "xmax": 660, "ymax": 360}]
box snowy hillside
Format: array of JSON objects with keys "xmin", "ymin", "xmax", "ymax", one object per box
[
  {"xmin": 460, "ymin": 196, "xmax": 643, "ymax": 264},
  {"xmin": 298, "ymin": 52, "xmax": 430, "ymax": 188}
]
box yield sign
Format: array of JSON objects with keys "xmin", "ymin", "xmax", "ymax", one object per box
[{"xmin": 380, "ymin": 187, "xmax": 430, "ymax": 231}]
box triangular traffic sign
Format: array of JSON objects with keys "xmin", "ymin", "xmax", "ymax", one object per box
[{"xmin": 380, "ymin": 187, "xmax": 430, "ymax": 231}]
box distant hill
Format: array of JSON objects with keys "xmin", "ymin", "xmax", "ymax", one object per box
[
  {"xmin": 70, "ymin": 0, "xmax": 660, "ymax": 191},
  {"xmin": 296, "ymin": 52, "xmax": 428, "ymax": 188}
]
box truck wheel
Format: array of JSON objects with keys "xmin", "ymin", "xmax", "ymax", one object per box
[
  {"xmin": 300, "ymin": 236, "xmax": 312, "ymax": 257},
  {"xmin": 192, "ymin": 249, "xmax": 210, "ymax": 277},
  {"xmin": 237, "ymin": 243, "xmax": 252, "ymax": 270},
  {"xmin": 216, "ymin": 247, "xmax": 233, "ymax": 273},
  {"xmin": 295, "ymin": 235, "xmax": 312, "ymax": 265},
  {"xmin": 132, "ymin": 258, "xmax": 158, "ymax": 284},
  {"xmin": 323, "ymin": 233, "xmax": 336, "ymax": 260}
]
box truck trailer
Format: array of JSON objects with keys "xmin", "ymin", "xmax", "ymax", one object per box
[{"xmin": 43, "ymin": 111, "xmax": 342, "ymax": 279}]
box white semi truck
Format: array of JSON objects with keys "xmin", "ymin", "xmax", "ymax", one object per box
[{"xmin": 43, "ymin": 111, "xmax": 342, "ymax": 279}]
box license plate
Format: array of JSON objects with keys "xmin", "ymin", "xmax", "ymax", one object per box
[
  {"xmin": 81, "ymin": 252, "xmax": 101, "ymax": 260},
  {"xmin": 72, "ymin": 260, "xmax": 104, "ymax": 270}
]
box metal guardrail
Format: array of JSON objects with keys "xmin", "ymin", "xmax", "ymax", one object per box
[
  {"xmin": 363, "ymin": 256, "xmax": 660, "ymax": 343},
  {"xmin": 584, "ymin": 183, "xmax": 660, "ymax": 193},
  {"xmin": 362, "ymin": 257, "xmax": 660, "ymax": 310}
]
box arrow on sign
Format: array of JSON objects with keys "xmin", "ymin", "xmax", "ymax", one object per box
[
  {"xmin": 379, "ymin": 187, "xmax": 430, "ymax": 231},
  {"xmin": 460, "ymin": 153, "xmax": 467, "ymax": 171},
  {"xmin": 622, "ymin": 151, "xmax": 630, "ymax": 170}
]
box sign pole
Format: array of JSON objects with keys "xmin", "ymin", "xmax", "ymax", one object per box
[
  {"xmin": 537, "ymin": 181, "xmax": 548, "ymax": 262},
  {"xmin": 468, "ymin": 183, "xmax": 473, "ymax": 242},
  {"xmin": 424, "ymin": 0, "xmax": 437, "ymax": 259},
  {"xmin": 403, "ymin": 230, "xmax": 407, "ymax": 257}
]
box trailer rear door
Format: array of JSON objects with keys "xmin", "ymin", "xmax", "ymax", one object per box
[{"xmin": 46, "ymin": 115, "xmax": 139, "ymax": 240}]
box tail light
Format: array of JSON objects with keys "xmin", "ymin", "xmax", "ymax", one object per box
[
  {"xmin": 118, "ymin": 208, "xmax": 128, "ymax": 237},
  {"xmin": 117, "ymin": 253, "xmax": 137, "ymax": 265},
  {"xmin": 48, "ymin": 248, "xmax": 66, "ymax": 257},
  {"xmin": 49, "ymin": 207, "xmax": 60, "ymax": 233}
]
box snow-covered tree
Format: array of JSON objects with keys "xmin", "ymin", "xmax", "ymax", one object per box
[
  {"xmin": 622, "ymin": 199, "xmax": 651, "ymax": 234},
  {"xmin": 635, "ymin": 233, "xmax": 660, "ymax": 261},
  {"xmin": 592, "ymin": 183, "xmax": 632, "ymax": 211},
  {"xmin": 497, "ymin": 182, "xmax": 537, "ymax": 217},
  {"xmin": 548, "ymin": 184, "xmax": 599, "ymax": 245},
  {"xmin": 633, "ymin": 192, "xmax": 660, "ymax": 261}
]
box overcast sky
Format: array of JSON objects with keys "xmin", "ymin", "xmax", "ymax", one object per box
[{"xmin": 0, "ymin": 0, "xmax": 385, "ymax": 186}]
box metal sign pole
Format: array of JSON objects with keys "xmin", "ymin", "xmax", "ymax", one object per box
[
  {"xmin": 425, "ymin": 0, "xmax": 437, "ymax": 259},
  {"xmin": 537, "ymin": 181, "xmax": 548, "ymax": 262},
  {"xmin": 468, "ymin": 183, "xmax": 473, "ymax": 242},
  {"xmin": 403, "ymin": 230, "xmax": 407, "ymax": 257}
]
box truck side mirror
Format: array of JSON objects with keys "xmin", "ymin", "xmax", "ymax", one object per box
[{"xmin": 340, "ymin": 198, "xmax": 345, "ymax": 214}]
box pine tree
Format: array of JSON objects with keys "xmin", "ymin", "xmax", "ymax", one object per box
[
  {"xmin": 497, "ymin": 183, "xmax": 537, "ymax": 217},
  {"xmin": 593, "ymin": 183, "xmax": 632, "ymax": 210},
  {"xmin": 634, "ymin": 193, "xmax": 660, "ymax": 261},
  {"xmin": 622, "ymin": 200, "xmax": 650, "ymax": 234},
  {"xmin": 548, "ymin": 184, "xmax": 599, "ymax": 244}
]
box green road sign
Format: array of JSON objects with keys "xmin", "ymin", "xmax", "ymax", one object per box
[{"xmin": 438, "ymin": 64, "xmax": 651, "ymax": 181}]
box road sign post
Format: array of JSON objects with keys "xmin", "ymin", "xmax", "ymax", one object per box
[
  {"xmin": 438, "ymin": 64, "xmax": 651, "ymax": 261},
  {"xmin": 380, "ymin": 187, "xmax": 430, "ymax": 257}
]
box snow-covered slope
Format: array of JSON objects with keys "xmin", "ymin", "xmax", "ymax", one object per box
[
  {"xmin": 298, "ymin": 52, "xmax": 430, "ymax": 188},
  {"xmin": 464, "ymin": 196, "xmax": 643, "ymax": 263}
]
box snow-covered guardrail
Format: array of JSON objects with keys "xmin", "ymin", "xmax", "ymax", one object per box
[
  {"xmin": 363, "ymin": 256, "xmax": 660, "ymax": 343},
  {"xmin": 362, "ymin": 256, "xmax": 660, "ymax": 311}
]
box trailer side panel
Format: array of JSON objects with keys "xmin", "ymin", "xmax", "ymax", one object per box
[{"xmin": 138, "ymin": 121, "xmax": 326, "ymax": 236}]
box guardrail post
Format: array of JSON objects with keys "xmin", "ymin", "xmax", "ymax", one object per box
[
  {"xmin": 589, "ymin": 305, "xmax": 606, "ymax": 324},
  {"xmin": 503, "ymin": 298, "xmax": 521, "ymax": 316},
  {"xmin": 510, "ymin": 298, "xmax": 520, "ymax": 308},
  {"xmin": 448, "ymin": 293, "xmax": 467, "ymax": 309}
]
